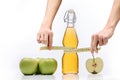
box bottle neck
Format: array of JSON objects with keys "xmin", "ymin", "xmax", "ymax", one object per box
[{"xmin": 67, "ymin": 22, "xmax": 74, "ymax": 27}]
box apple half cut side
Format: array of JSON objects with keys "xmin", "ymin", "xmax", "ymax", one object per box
[{"xmin": 86, "ymin": 57, "xmax": 103, "ymax": 74}]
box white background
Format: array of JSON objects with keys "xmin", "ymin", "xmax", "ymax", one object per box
[{"xmin": 0, "ymin": 0, "xmax": 120, "ymax": 80}]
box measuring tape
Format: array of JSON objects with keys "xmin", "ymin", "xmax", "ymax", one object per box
[{"xmin": 40, "ymin": 46, "xmax": 101, "ymax": 52}]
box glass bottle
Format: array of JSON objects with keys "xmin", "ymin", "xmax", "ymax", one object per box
[{"xmin": 62, "ymin": 9, "xmax": 79, "ymax": 74}]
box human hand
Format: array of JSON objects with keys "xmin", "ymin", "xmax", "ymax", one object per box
[
  {"xmin": 91, "ymin": 27, "xmax": 114, "ymax": 53},
  {"xmin": 37, "ymin": 25, "xmax": 53, "ymax": 50}
]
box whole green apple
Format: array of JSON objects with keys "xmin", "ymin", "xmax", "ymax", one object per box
[
  {"xmin": 19, "ymin": 58, "xmax": 38, "ymax": 75},
  {"xmin": 38, "ymin": 58, "xmax": 57, "ymax": 75}
]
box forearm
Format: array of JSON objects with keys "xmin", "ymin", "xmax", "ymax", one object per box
[
  {"xmin": 42, "ymin": 0, "xmax": 62, "ymax": 29},
  {"xmin": 105, "ymin": 0, "xmax": 120, "ymax": 30}
]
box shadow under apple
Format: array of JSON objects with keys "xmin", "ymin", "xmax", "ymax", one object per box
[{"xmin": 22, "ymin": 75, "xmax": 55, "ymax": 80}]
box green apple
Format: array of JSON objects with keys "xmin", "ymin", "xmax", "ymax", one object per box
[
  {"xmin": 38, "ymin": 58, "xmax": 57, "ymax": 75},
  {"xmin": 19, "ymin": 58, "xmax": 38, "ymax": 75},
  {"xmin": 35, "ymin": 58, "xmax": 42, "ymax": 74},
  {"xmin": 86, "ymin": 57, "xmax": 103, "ymax": 74}
]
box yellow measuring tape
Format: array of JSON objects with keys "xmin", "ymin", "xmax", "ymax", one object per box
[{"xmin": 40, "ymin": 46, "xmax": 101, "ymax": 52}]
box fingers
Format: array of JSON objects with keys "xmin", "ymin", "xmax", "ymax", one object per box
[
  {"xmin": 102, "ymin": 36, "xmax": 108, "ymax": 45},
  {"xmin": 37, "ymin": 33, "xmax": 48, "ymax": 44},
  {"xmin": 91, "ymin": 34, "xmax": 99, "ymax": 54},
  {"xmin": 91, "ymin": 33, "xmax": 109, "ymax": 53},
  {"xmin": 48, "ymin": 32, "xmax": 53, "ymax": 50},
  {"xmin": 41, "ymin": 34, "xmax": 49, "ymax": 45},
  {"xmin": 90, "ymin": 35, "xmax": 94, "ymax": 54},
  {"xmin": 37, "ymin": 31, "xmax": 53, "ymax": 50},
  {"xmin": 98, "ymin": 35, "xmax": 103, "ymax": 46},
  {"xmin": 37, "ymin": 33, "xmax": 41, "ymax": 43}
]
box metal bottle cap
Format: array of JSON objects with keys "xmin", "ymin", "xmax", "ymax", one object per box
[{"xmin": 64, "ymin": 9, "xmax": 76, "ymax": 24}]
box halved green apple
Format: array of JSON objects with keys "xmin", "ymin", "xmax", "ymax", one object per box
[{"xmin": 86, "ymin": 57, "xmax": 103, "ymax": 74}]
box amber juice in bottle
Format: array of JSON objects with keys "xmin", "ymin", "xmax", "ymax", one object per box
[{"xmin": 62, "ymin": 9, "xmax": 79, "ymax": 74}]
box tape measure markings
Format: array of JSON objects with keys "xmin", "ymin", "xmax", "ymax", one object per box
[{"xmin": 40, "ymin": 46, "xmax": 101, "ymax": 52}]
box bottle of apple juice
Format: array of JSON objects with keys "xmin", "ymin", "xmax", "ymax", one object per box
[{"xmin": 62, "ymin": 9, "xmax": 79, "ymax": 74}]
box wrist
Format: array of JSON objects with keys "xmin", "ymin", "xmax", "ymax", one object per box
[
  {"xmin": 41, "ymin": 18, "xmax": 53, "ymax": 29},
  {"xmin": 41, "ymin": 22, "xmax": 52, "ymax": 29},
  {"xmin": 105, "ymin": 16, "xmax": 119, "ymax": 31},
  {"xmin": 104, "ymin": 23, "xmax": 116, "ymax": 32}
]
